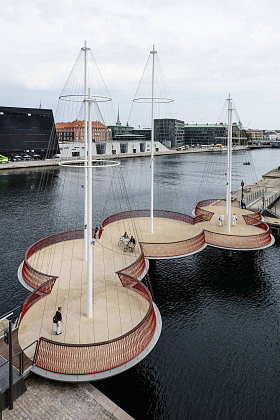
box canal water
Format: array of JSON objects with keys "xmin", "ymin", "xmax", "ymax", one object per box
[{"xmin": 1, "ymin": 148, "xmax": 280, "ymax": 419}]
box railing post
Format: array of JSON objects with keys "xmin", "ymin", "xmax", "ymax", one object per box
[
  {"xmin": 19, "ymin": 352, "xmax": 24, "ymax": 375},
  {"xmin": 8, "ymin": 320, "xmax": 13, "ymax": 410}
]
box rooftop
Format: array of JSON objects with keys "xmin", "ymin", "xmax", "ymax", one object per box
[{"xmin": 56, "ymin": 120, "xmax": 107, "ymax": 129}]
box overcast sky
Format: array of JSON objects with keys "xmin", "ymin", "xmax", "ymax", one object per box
[{"xmin": 1, "ymin": 0, "xmax": 280, "ymax": 128}]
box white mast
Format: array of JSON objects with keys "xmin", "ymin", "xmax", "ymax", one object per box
[
  {"xmin": 82, "ymin": 40, "xmax": 93, "ymax": 319},
  {"xmin": 86, "ymin": 88, "xmax": 93, "ymax": 319},
  {"xmin": 226, "ymin": 94, "xmax": 233, "ymax": 233},
  {"xmin": 150, "ymin": 45, "xmax": 156, "ymax": 234}
]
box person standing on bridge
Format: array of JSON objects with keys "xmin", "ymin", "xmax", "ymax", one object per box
[
  {"xmin": 53, "ymin": 307, "xmax": 63, "ymax": 335},
  {"xmin": 232, "ymin": 214, "xmax": 238, "ymax": 226}
]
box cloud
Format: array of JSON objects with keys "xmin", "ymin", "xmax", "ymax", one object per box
[{"xmin": 1, "ymin": 0, "xmax": 280, "ymax": 127}]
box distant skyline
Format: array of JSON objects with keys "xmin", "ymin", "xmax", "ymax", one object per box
[{"xmin": 1, "ymin": 1, "xmax": 280, "ymax": 128}]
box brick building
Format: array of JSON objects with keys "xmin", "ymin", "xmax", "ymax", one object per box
[{"xmin": 55, "ymin": 120, "xmax": 112, "ymax": 142}]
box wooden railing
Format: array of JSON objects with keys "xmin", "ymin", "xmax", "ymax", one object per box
[
  {"xmin": 117, "ymin": 253, "xmax": 147, "ymax": 280},
  {"xmin": 33, "ymin": 274, "xmax": 156, "ymax": 375},
  {"xmin": 242, "ymin": 212, "xmax": 262, "ymax": 225},
  {"xmin": 22, "ymin": 230, "xmax": 84, "ymax": 290},
  {"xmin": 194, "ymin": 199, "xmax": 217, "ymax": 221},
  {"xmin": 204, "ymin": 222, "xmax": 271, "ymax": 249},
  {"xmin": 18, "ymin": 277, "xmax": 57, "ymax": 325},
  {"xmin": 141, "ymin": 232, "xmax": 205, "ymax": 258},
  {"xmin": 101, "ymin": 209, "xmax": 194, "ymax": 228}
]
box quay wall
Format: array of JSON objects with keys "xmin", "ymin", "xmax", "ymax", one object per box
[{"xmin": 0, "ymin": 146, "xmax": 248, "ymax": 171}]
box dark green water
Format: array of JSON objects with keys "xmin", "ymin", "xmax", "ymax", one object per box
[{"xmin": 1, "ymin": 148, "xmax": 280, "ymax": 419}]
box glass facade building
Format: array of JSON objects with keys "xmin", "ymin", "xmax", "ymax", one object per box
[
  {"xmin": 184, "ymin": 123, "xmax": 248, "ymax": 146},
  {"xmin": 154, "ymin": 119, "xmax": 185, "ymax": 148}
]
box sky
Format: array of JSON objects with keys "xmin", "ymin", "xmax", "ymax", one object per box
[{"xmin": 1, "ymin": 0, "xmax": 280, "ymax": 128}]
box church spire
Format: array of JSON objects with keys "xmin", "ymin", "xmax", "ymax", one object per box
[{"xmin": 116, "ymin": 105, "xmax": 121, "ymax": 126}]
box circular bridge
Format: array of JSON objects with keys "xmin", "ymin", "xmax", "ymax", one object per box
[{"xmin": 17, "ymin": 201, "xmax": 273, "ymax": 381}]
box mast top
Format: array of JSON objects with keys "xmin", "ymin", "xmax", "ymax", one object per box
[
  {"xmin": 81, "ymin": 40, "xmax": 91, "ymax": 52},
  {"xmin": 150, "ymin": 44, "xmax": 157, "ymax": 55},
  {"xmin": 227, "ymin": 93, "xmax": 233, "ymax": 110}
]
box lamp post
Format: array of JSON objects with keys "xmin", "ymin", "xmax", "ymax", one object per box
[{"xmin": 241, "ymin": 180, "xmax": 245, "ymax": 209}]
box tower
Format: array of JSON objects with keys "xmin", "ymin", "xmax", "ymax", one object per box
[{"xmin": 116, "ymin": 106, "xmax": 121, "ymax": 126}]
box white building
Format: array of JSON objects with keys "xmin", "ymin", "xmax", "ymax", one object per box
[{"xmin": 58, "ymin": 141, "xmax": 169, "ymax": 158}]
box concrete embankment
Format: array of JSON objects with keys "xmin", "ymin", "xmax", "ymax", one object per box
[
  {"xmin": 233, "ymin": 166, "xmax": 280, "ymax": 233},
  {"xmin": 3, "ymin": 374, "xmax": 133, "ymax": 420},
  {"xmin": 0, "ymin": 146, "xmax": 248, "ymax": 171}
]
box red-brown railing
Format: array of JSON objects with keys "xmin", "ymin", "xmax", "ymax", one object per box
[
  {"xmin": 194, "ymin": 199, "xmax": 218, "ymax": 221},
  {"xmin": 101, "ymin": 209, "xmax": 194, "ymax": 228},
  {"xmin": 140, "ymin": 231, "xmax": 205, "ymax": 258},
  {"xmin": 117, "ymin": 253, "xmax": 147, "ymax": 280},
  {"xmin": 22, "ymin": 230, "xmax": 84, "ymax": 290},
  {"xmin": 18, "ymin": 277, "xmax": 57, "ymax": 325},
  {"xmin": 204, "ymin": 222, "xmax": 271, "ymax": 249},
  {"xmin": 242, "ymin": 212, "xmax": 262, "ymax": 225},
  {"xmin": 33, "ymin": 273, "xmax": 157, "ymax": 375}
]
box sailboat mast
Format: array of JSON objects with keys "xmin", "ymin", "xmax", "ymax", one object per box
[
  {"xmin": 150, "ymin": 45, "xmax": 156, "ymax": 234},
  {"xmin": 226, "ymin": 94, "xmax": 233, "ymax": 233}
]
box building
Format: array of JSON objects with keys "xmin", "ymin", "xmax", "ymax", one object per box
[
  {"xmin": 184, "ymin": 123, "xmax": 248, "ymax": 146},
  {"xmin": 55, "ymin": 120, "xmax": 112, "ymax": 142},
  {"xmin": 0, "ymin": 106, "xmax": 58, "ymax": 157},
  {"xmin": 131, "ymin": 128, "xmax": 151, "ymax": 141},
  {"xmin": 154, "ymin": 119, "xmax": 185, "ymax": 148},
  {"xmin": 58, "ymin": 140, "xmax": 169, "ymax": 158},
  {"xmin": 246, "ymin": 129, "xmax": 266, "ymax": 141},
  {"xmin": 0, "ymin": 106, "xmax": 59, "ymax": 158}
]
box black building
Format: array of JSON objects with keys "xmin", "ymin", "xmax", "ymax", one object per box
[
  {"xmin": 154, "ymin": 119, "xmax": 184, "ymax": 148},
  {"xmin": 0, "ymin": 106, "xmax": 59, "ymax": 158}
]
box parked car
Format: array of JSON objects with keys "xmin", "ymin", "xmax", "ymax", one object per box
[
  {"xmin": 21, "ymin": 154, "xmax": 32, "ymax": 160},
  {"xmin": 29, "ymin": 153, "xmax": 41, "ymax": 160},
  {"xmin": 11, "ymin": 154, "xmax": 23, "ymax": 161},
  {"xmin": 0, "ymin": 154, "xmax": 8, "ymax": 164}
]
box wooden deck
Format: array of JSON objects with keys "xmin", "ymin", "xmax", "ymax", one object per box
[{"xmin": 18, "ymin": 239, "xmax": 148, "ymax": 354}]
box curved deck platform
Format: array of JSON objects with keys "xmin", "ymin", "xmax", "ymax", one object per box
[
  {"xmin": 17, "ymin": 201, "xmax": 274, "ymax": 381},
  {"xmin": 17, "ymin": 228, "xmax": 160, "ymax": 381},
  {"xmin": 195, "ymin": 199, "xmax": 274, "ymax": 250}
]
